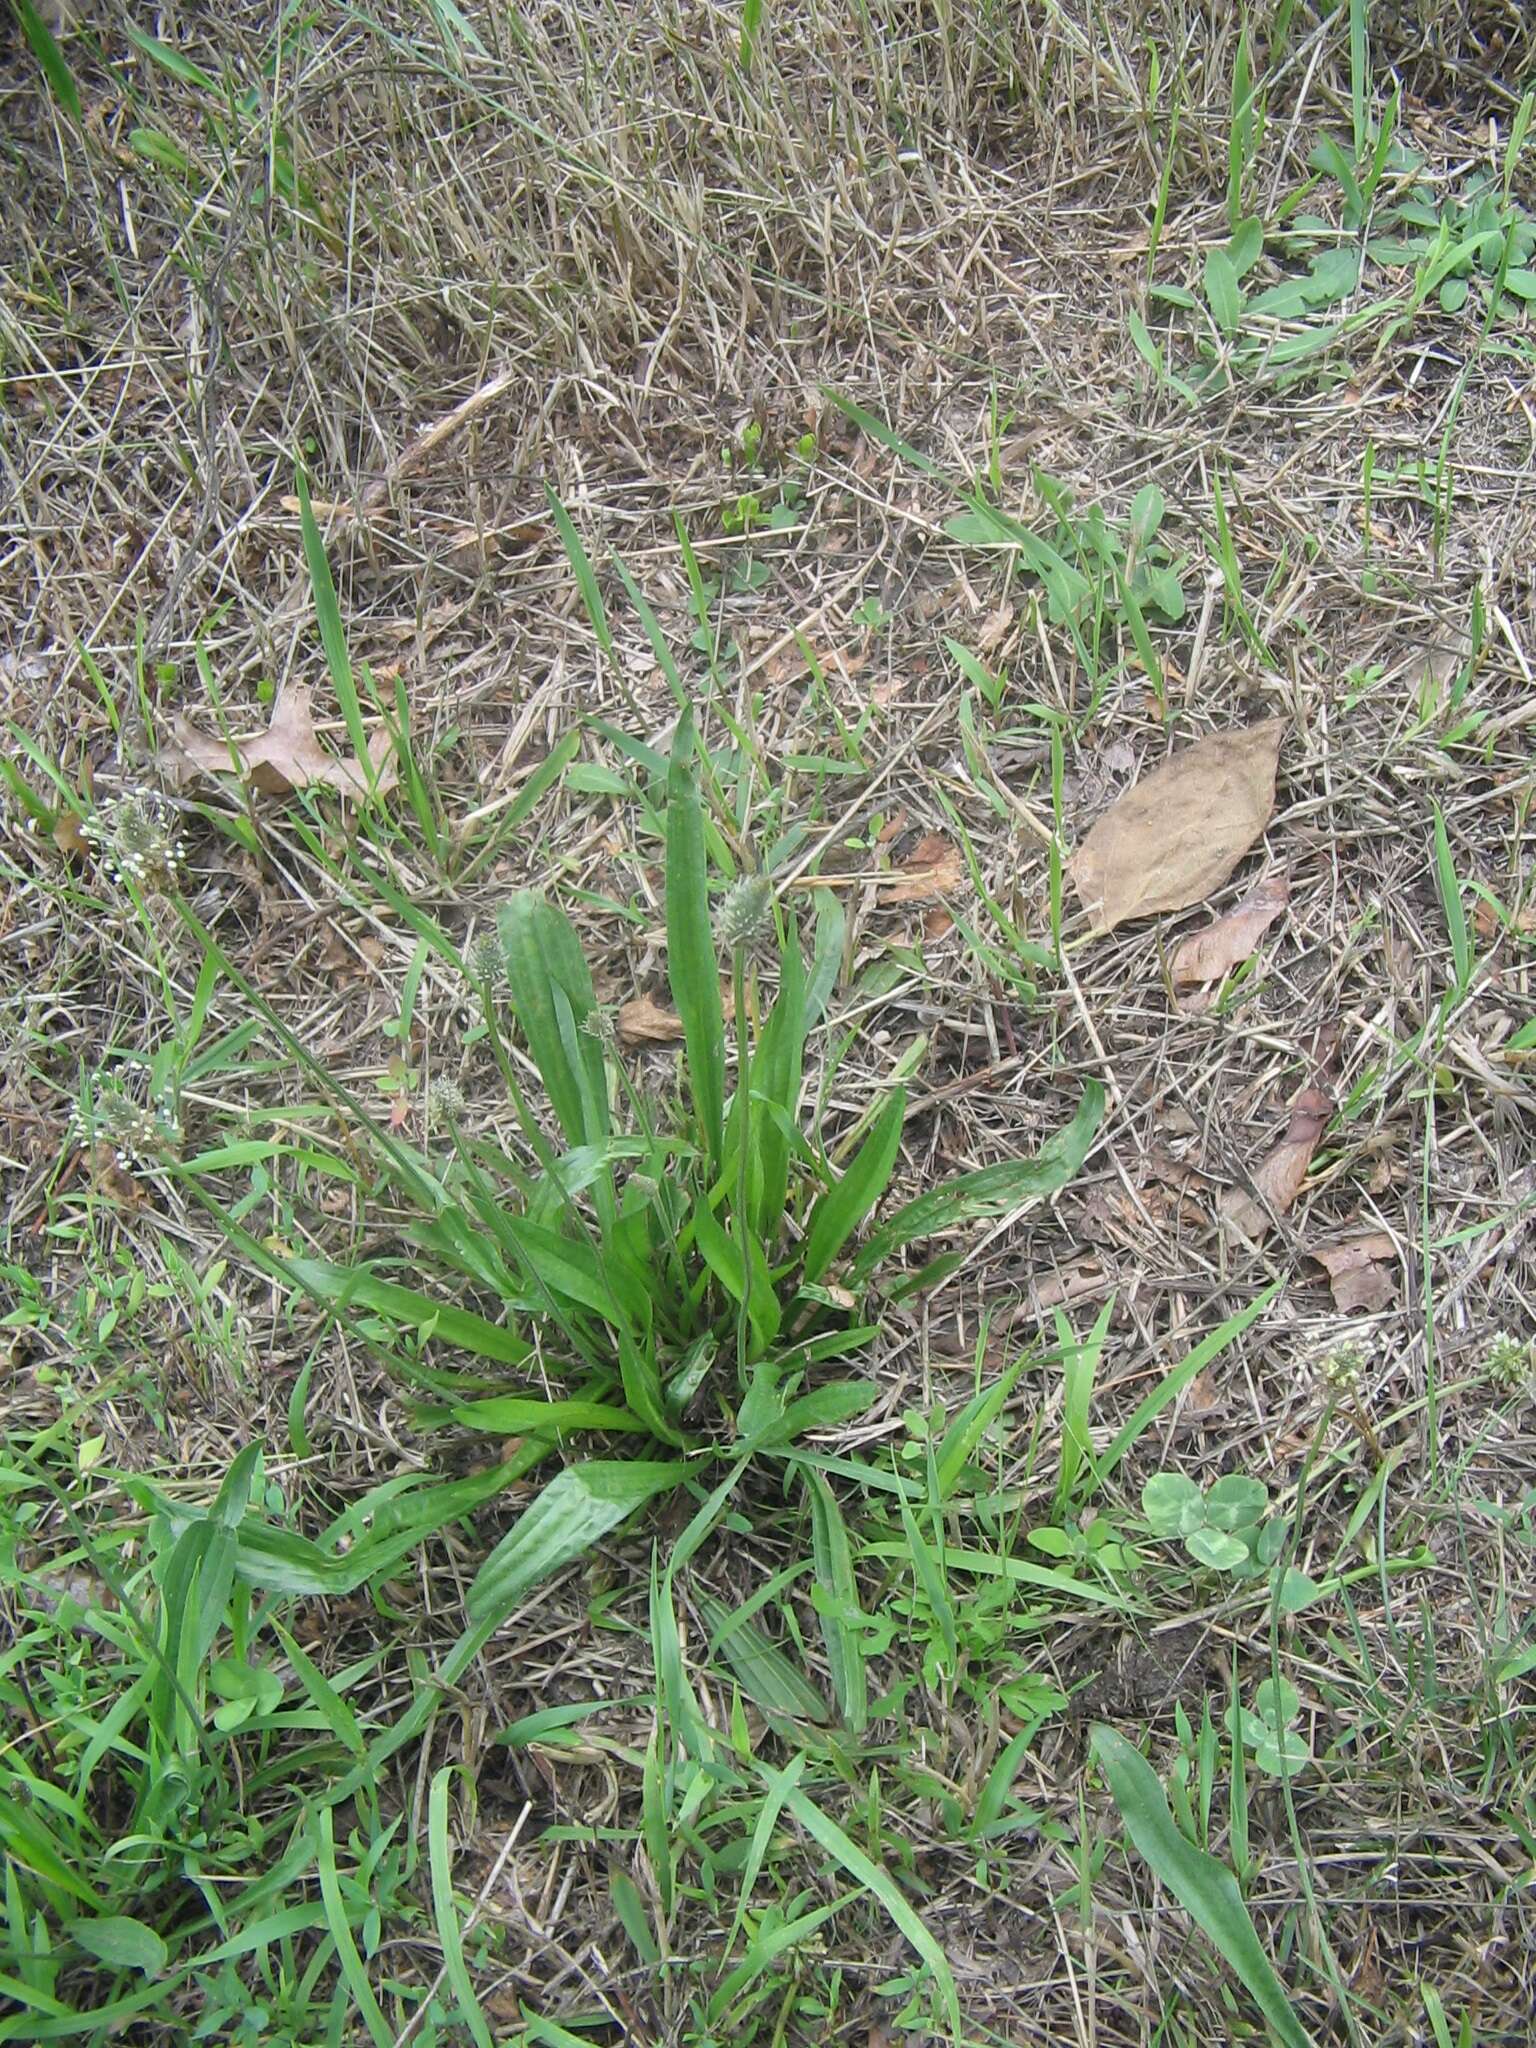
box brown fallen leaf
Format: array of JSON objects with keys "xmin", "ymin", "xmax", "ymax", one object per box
[
  {"xmin": 51, "ymin": 810, "xmax": 90, "ymax": 862},
  {"xmin": 1172, "ymin": 872, "xmax": 1289, "ymax": 1005},
  {"xmin": 1070, "ymin": 718, "xmax": 1283, "ymax": 934},
  {"xmin": 1309, "ymin": 1233, "xmax": 1398, "ymax": 1313},
  {"xmin": 1180, "ymin": 1367, "xmax": 1224, "ymax": 1419},
  {"xmin": 164, "ymin": 683, "xmax": 397, "ymax": 800},
  {"xmin": 883, "ymin": 832, "xmax": 965, "ymax": 904},
  {"xmin": 1218, "ymin": 1085, "xmax": 1333, "ymax": 1243},
  {"xmin": 1474, "ymin": 898, "xmax": 1536, "ymax": 940},
  {"xmin": 618, "ymin": 988, "xmax": 735, "ymax": 1047},
  {"xmin": 1033, "ymin": 1254, "xmax": 1111, "ymax": 1311},
  {"xmin": 975, "ymin": 601, "xmax": 1015, "ymax": 654}
]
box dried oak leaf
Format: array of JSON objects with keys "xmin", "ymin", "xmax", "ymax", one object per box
[
  {"xmin": 164, "ymin": 683, "xmax": 397, "ymax": 800},
  {"xmin": 1172, "ymin": 871, "xmax": 1289, "ymax": 1006},
  {"xmin": 1309, "ymin": 1233, "xmax": 1398, "ymax": 1313},
  {"xmin": 1218, "ymin": 1085, "xmax": 1333, "ymax": 1243},
  {"xmin": 618, "ymin": 987, "xmax": 734, "ymax": 1047},
  {"xmin": 883, "ymin": 832, "xmax": 965, "ymax": 904},
  {"xmin": 1070, "ymin": 718, "xmax": 1283, "ymax": 934}
]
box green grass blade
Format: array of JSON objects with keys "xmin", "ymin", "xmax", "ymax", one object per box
[
  {"xmin": 295, "ymin": 468, "xmax": 378, "ymax": 798},
  {"xmin": 1431, "ymin": 802, "xmax": 1472, "ymax": 994},
  {"xmin": 817, "ymin": 388, "xmax": 945, "ymax": 476},
  {"xmin": 699, "ymin": 1592, "xmax": 829, "ymax": 1724},
  {"xmin": 282, "ymin": 1256, "xmax": 530, "ymax": 1367},
  {"xmin": 428, "ymin": 1768, "xmax": 495, "ymax": 2048},
  {"xmin": 315, "ymin": 1807, "xmax": 394, "ymax": 2048},
  {"xmin": 780, "ymin": 1784, "xmax": 960, "ymax": 2036},
  {"xmin": 801, "ymin": 1087, "xmax": 906, "ymax": 1284},
  {"xmin": 726, "ymin": 1752, "xmax": 809, "ymax": 1952},
  {"xmin": 14, "ymin": 0, "xmax": 80, "ymax": 120},
  {"xmin": 546, "ymin": 488, "xmax": 618, "ymax": 673},
  {"xmin": 1091, "ymin": 1726, "xmax": 1313, "ymax": 2048},
  {"xmin": 1057, "ymin": 1296, "xmax": 1114, "ymax": 1508},
  {"xmin": 750, "ymin": 919, "xmax": 807, "ymax": 1238},
  {"xmin": 899, "ymin": 1502, "xmax": 958, "ymax": 1675},
  {"xmin": 804, "ymin": 889, "xmax": 845, "ymax": 1029},
  {"xmin": 934, "ymin": 1345, "xmax": 1029, "ymax": 1501},
  {"xmin": 1098, "ymin": 1282, "xmax": 1280, "ymax": 1483},
  {"xmin": 418, "ymin": 1392, "xmax": 647, "ymax": 1437},
  {"xmin": 665, "ymin": 710, "xmax": 726, "ymax": 1169}
]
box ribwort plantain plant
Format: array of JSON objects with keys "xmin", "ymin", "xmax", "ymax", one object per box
[{"xmin": 173, "ymin": 706, "xmax": 1102, "ymax": 1745}]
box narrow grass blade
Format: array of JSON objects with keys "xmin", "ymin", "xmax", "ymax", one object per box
[
  {"xmin": 1431, "ymin": 802, "xmax": 1472, "ymax": 995},
  {"xmin": 14, "ymin": 0, "xmax": 80, "ymax": 119},
  {"xmin": 546, "ymin": 488, "xmax": 618, "ymax": 673},
  {"xmin": 804, "ymin": 890, "xmax": 845, "ymax": 1028},
  {"xmin": 295, "ymin": 469, "xmax": 378, "ymax": 797},
  {"xmin": 428, "ymin": 1769, "xmax": 495, "ymax": 2048},
  {"xmin": 456, "ymin": 729, "xmax": 580, "ymax": 883},
  {"xmin": 418, "ymin": 1393, "xmax": 646, "ymax": 1437},
  {"xmin": 699, "ymin": 1592, "xmax": 829, "ymax": 1724},
  {"xmin": 282, "ymin": 1256, "xmax": 530, "ymax": 1366},
  {"xmin": 726, "ymin": 1752, "xmax": 808, "ymax": 1952},
  {"xmin": 801, "ymin": 1087, "xmax": 906, "ymax": 1284},
  {"xmin": 1091, "ymin": 1726, "xmax": 1312, "ymax": 2048},
  {"xmin": 1057, "ymin": 1296, "xmax": 1114, "ymax": 1507},
  {"xmin": 315, "ymin": 1807, "xmax": 394, "ymax": 2048},
  {"xmin": 780, "ymin": 1785, "xmax": 960, "ymax": 2036},
  {"xmin": 899, "ymin": 1502, "xmax": 958, "ymax": 1675},
  {"xmin": 934, "ymin": 1345, "xmax": 1029, "ymax": 1501},
  {"xmin": 817, "ymin": 389, "xmax": 944, "ymax": 476},
  {"xmin": 665, "ymin": 710, "xmax": 725, "ymax": 1168},
  {"xmin": 750, "ymin": 921, "xmax": 807, "ymax": 1238},
  {"xmin": 1099, "ymin": 1282, "xmax": 1280, "ymax": 1483}
]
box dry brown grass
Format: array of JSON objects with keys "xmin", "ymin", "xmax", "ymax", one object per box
[{"xmin": 4, "ymin": 1, "xmax": 1536, "ymax": 2042}]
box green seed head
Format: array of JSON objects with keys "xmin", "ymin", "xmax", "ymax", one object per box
[
  {"xmin": 716, "ymin": 874, "xmax": 774, "ymax": 952},
  {"xmin": 428, "ymin": 1076, "xmax": 467, "ymax": 1122}
]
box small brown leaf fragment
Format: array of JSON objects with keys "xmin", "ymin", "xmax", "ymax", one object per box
[
  {"xmin": 1070, "ymin": 718, "xmax": 1283, "ymax": 934},
  {"xmin": 1033, "ymin": 1255, "xmax": 1110, "ymax": 1311},
  {"xmin": 922, "ymin": 905, "xmax": 955, "ymax": 941},
  {"xmin": 89, "ymin": 1139, "xmax": 143, "ymax": 1209},
  {"xmin": 164, "ymin": 684, "xmax": 398, "ymax": 800},
  {"xmin": 1309, "ymin": 1233, "xmax": 1398, "ymax": 1313},
  {"xmin": 51, "ymin": 811, "xmax": 90, "ymax": 862},
  {"xmin": 1171, "ymin": 872, "xmax": 1289, "ymax": 1002},
  {"xmin": 1181, "ymin": 1368, "xmax": 1224, "ymax": 1418},
  {"xmin": 1218, "ymin": 1086, "xmax": 1333, "ymax": 1242},
  {"xmin": 883, "ymin": 832, "xmax": 965, "ymax": 904},
  {"xmin": 618, "ymin": 988, "xmax": 735, "ymax": 1047},
  {"xmin": 975, "ymin": 601, "xmax": 1015, "ymax": 654}
]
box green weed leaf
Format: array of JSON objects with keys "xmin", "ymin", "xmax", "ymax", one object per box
[
  {"xmin": 802, "ymin": 1088, "xmax": 906, "ymax": 1284},
  {"xmin": 848, "ymin": 1082, "xmax": 1103, "ymax": 1283},
  {"xmin": 70, "ymin": 1916, "xmax": 168, "ymax": 1978},
  {"xmin": 780, "ymin": 1784, "xmax": 961, "ymax": 2036},
  {"xmin": 500, "ymin": 892, "xmax": 609, "ymax": 1150},
  {"xmin": 1204, "ymin": 247, "xmax": 1244, "ymax": 333},
  {"xmin": 467, "ymin": 1462, "xmax": 685, "ymax": 1626},
  {"xmin": 1091, "ymin": 1726, "xmax": 1313, "ymax": 2048}
]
